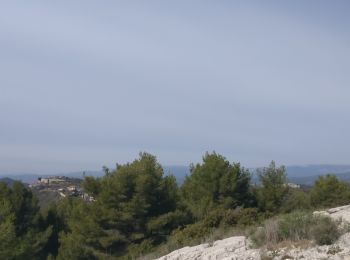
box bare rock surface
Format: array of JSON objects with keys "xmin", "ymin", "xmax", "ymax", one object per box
[
  {"xmin": 328, "ymin": 205, "xmax": 350, "ymax": 223},
  {"xmin": 157, "ymin": 205, "xmax": 350, "ymax": 260},
  {"xmin": 157, "ymin": 236, "xmax": 260, "ymax": 260},
  {"xmin": 314, "ymin": 204, "xmax": 350, "ymax": 223}
]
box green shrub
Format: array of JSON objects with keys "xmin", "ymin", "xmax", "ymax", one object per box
[
  {"xmin": 281, "ymin": 190, "xmax": 311, "ymax": 213},
  {"xmin": 202, "ymin": 209, "xmax": 225, "ymax": 228},
  {"xmin": 311, "ymin": 216, "xmax": 341, "ymax": 245},
  {"xmin": 278, "ymin": 211, "xmax": 314, "ymax": 241},
  {"xmin": 169, "ymin": 222, "xmax": 211, "ymax": 247},
  {"xmin": 236, "ymin": 208, "xmax": 260, "ymax": 226},
  {"xmin": 221, "ymin": 208, "xmax": 261, "ymax": 227},
  {"xmin": 126, "ymin": 239, "xmax": 154, "ymax": 259},
  {"xmin": 250, "ymin": 211, "xmax": 342, "ymax": 247}
]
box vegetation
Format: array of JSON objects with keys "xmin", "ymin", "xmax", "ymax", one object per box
[
  {"xmin": 0, "ymin": 182, "xmax": 52, "ymax": 259},
  {"xmin": 310, "ymin": 174, "xmax": 350, "ymax": 208},
  {"xmin": 1, "ymin": 152, "xmax": 350, "ymax": 259},
  {"xmin": 256, "ymin": 161, "xmax": 289, "ymax": 213},
  {"xmin": 181, "ymin": 152, "xmax": 254, "ymax": 220},
  {"xmin": 251, "ymin": 211, "xmax": 345, "ymax": 247}
]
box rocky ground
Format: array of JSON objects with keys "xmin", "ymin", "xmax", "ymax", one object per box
[
  {"xmin": 157, "ymin": 236, "xmax": 259, "ymax": 260},
  {"xmin": 157, "ymin": 205, "xmax": 350, "ymax": 260}
]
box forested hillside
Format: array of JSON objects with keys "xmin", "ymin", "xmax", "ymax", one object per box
[{"xmin": 1, "ymin": 152, "xmax": 350, "ymax": 259}]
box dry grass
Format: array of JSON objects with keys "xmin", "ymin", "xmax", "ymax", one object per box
[
  {"xmin": 264, "ymin": 219, "xmax": 279, "ymax": 245},
  {"xmin": 265, "ymin": 239, "xmax": 313, "ymax": 251}
]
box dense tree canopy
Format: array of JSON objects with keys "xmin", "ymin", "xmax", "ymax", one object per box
[
  {"xmin": 1, "ymin": 152, "xmax": 350, "ymax": 259},
  {"xmin": 310, "ymin": 174, "xmax": 350, "ymax": 208},
  {"xmin": 256, "ymin": 161, "xmax": 289, "ymax": 213},
  {"xmin": 181, "ymin": 152, "xmax": 254, "ymax": 220},
  {"xmin": 58, "ymin": 152, "xmax": 185, "ymax": 258},
  {"xmin": 0, "ymin": 182, "xmax": 51, "ymax": 260}
]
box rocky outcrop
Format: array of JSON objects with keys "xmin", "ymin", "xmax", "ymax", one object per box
[
  {"xmin": 314, "ymin": 204, "xmax": 350, "ymax": 223},
  {"xmin": 157, "ymin": 235, "xmax": 350, "ymax": 260},
  {"xmin": 157, "ymin": 236, "xmax": 260, "ymax": 260},
  {"xmin": 157, "ymin": 205, "xmax": 350, "ymax": 260}
]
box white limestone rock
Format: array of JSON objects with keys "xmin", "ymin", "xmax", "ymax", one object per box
[
  {"xmin": 157, "ymin": 236, "xmax": 260, "ymax": 260},
  {"xmin": 157, "ymin": 204, "xmax": 350, "ymax": 260}
]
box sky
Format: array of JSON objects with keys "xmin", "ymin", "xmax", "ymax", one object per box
[{"xmin": 1, "ymin": 1, "xmax": 350, "ymax": 174}]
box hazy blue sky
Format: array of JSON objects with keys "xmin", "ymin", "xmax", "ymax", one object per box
[{"xmin": 1, "ymin": 1, "xmax": 350, "ymax": 174}]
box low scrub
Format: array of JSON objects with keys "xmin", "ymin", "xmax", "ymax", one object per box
[
  {"xmin": 166, "ymin": 207, "xmax": 261, "ymax": 248},
  {"xmin": 251, "ymin": 211, "xmax": 344, "ymax": 247}
]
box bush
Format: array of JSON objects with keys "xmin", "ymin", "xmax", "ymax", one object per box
[
  {"xmin": 251, "ymin": 211, "xmax": 342, "ymax": 247},
  {"xmin": 236, "ymin": 208, "xmax": 261, "ymax": 226},
  {"xmin": 126, "ymin": 239, "xmax": 154, "ymax": 259},
  {"xmin": 169, "ymin": 222, "xmax": 211, "ymax": 247},
  {"xmin": 311, "ymin": 216, "xmax": 341, "ymax": 245},
  {"xmin": 278, "ymin": 211, "xmax": 314, "ymax": 241},
  {"xmin": 281, "ymin": 190, "xmax": 311, "ymax": 213},
  {"xmin": 221, "ymin": 208, "xmax": 261, "ymax": 227}
]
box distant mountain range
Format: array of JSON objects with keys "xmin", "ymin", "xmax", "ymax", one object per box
[
  {"xmin": 251, "ymin": 165, "xmax": 350, "ymax": 185},
  {"xmin": 286, "ymin": 165, "xmax": 350, "ymax": 185},
  {"xmin": 1, "ymin": 164, "xmax": 350, "ymax": 186},
  {"xmin": 0, "ymin": 177, "xmax": 29, "ymax": 187},
  {"xmin": 0, "ymin": 177, "xmax": 18, "ymax": 187}
]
